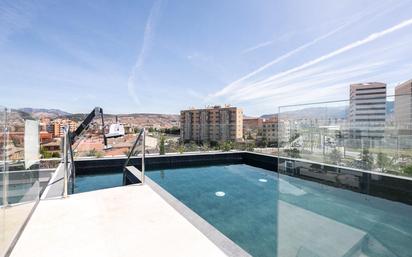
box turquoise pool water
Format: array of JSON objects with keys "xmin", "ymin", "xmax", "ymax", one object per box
[
  {"xmin": 73, "ymin": 172, "xmax": 122, "ymax": 194},
  {"xmin": 147, "ymin": 164, "xmax": 412, "ymax": 257}
]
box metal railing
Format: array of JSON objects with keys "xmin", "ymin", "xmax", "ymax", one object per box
[
  {"xmin": 123, "ymin": 128, "xmax": 146, "ymax": 185},
  {"xmin": 62, "ymin": 126, "xmax": 75, "ymax": 198},
  {"xmin": 2, "ymin": 107, "xmax": 8, "ymax": 206}
]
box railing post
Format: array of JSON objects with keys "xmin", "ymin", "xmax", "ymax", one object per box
[
  {"xmin": 63, "ymin": 126, "xmax": 68, "ymax": 198},
  {"xmin": 2, "ymin": 108, "xmax": 9, "ymax": 207},
  {"xmin": 141, "ymin": 128, "xmax": 145, "ymax": 184}
]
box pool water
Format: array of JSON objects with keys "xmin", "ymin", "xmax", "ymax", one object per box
[
  {"xmin": 147, "ymin": 164, "xmax": 412, "ymax": 257},
  {"xmin": 73, "ymin": 172, "xmax": 123, "ymax": 194}
]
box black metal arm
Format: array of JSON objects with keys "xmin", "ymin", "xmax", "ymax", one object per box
[{"xmin": 69, "ymin": 107, "xmax": 108, "ymax": 148}]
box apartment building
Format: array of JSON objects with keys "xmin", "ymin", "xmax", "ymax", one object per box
[
  {"xmin": 52, "ymin": 119, "xmax": 77, "ymax": 137},
  {"xmin": 243, "ymin": 117, "xmax": 263, "ymax": 139},
  {"xmin": 349, "ymin": 82, "xmax": 387, "ymax": 141},
  {"xmin": 395, "ymin": 79, "xmax": 412, "ymax": 135},
  {"xmin": 243, "ymin": 117, "xmax": 263, "ymax": 131},
  {"xmin": 180, "ymin": 105, "xmax": 243, "ymax": 142},
  {"xmin": 261, "ymin": 118, "xmax": 278, "ymax": 143},
  {"xmin": 259, "ymin": 118, "xmax": 291, "ymax": 146}
]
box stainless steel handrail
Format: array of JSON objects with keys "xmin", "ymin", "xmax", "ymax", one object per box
[
  {"xmin": 62, "ymin": 126, "xmax": 76, "ymax": 198},
  {"xmin": 2, "ymin": 108, "xmax": 9, "ymax": 206},
  {"xmin": 123, "ymin": 128, "xmax": 145, "ymax": 185},
  {"xmin": 63, "ymin": 126, "xmax": 69, "ymax": 197}
]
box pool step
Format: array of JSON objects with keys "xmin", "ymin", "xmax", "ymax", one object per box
[
  {"xmin": 278, "ymin": 201, "xmax": 368, "ymax": 257},
  {"xmin": 124, "ymin": 166, "xmax": 143, "ymax": 185}
]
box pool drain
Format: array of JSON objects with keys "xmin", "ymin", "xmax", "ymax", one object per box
[{"xmin": 215, "ymin": 191, "xmax": 225, "ymax": 197}]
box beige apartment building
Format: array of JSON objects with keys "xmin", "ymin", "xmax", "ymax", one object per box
[
  {"xmin": 52, "ymin": 119, "xmax": 77, "ymax": 137},
  {"xmin": 395, "ymin": 79, "xmax": 412, "ymax": 135},
  {"xmin": 261, "ymin": 118, "xmax": 278, "ymax": 143},
  {"xmin": 259, "ymin": 117, "xmax": 291, "ymax": 145},
  {"xmin": 180, "ymin": 105, "xmax": 243, "ymax": 142},
  {"xmin": 349, "ymin": 82, "xmax": 387, "ymax": 140}
]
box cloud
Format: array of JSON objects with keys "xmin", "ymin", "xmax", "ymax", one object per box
[
  {"xmin": 0, "ymin": 1, "xmax": 41, "ymax": 46},
  {"xmin": 212, "ymin": 21, "xmax": 351, "ymax": 98},
  {"xmin": 127, "ymin": 0, "xmax": 166, "ymax": 105},
  {"xmin": 241, "ymin": 41, "xmax": 274, "ymax": 54},
  {"xmin": 213, "ymin": 17, "xmax": 412, "ymax": 106}
]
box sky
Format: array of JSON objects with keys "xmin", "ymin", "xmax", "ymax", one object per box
[{"xmin": 1, "ymin": 0, "xmax": 412, "ymax": 116}]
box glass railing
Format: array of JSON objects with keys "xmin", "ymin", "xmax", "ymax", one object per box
[
  {"xmin": 0, "ymin": 106, "xmax": 43, "ymax": 256},
  {"xmin": 65, "ymin": 94, "xmax": 412, "ymax": 181},
  {"xmin": 276, "ymin": 95, "xmax": 412, "ymax": 257},
  {"xmin": 277, "ymin": 95, "xmax": 412, "ymax": 177}
]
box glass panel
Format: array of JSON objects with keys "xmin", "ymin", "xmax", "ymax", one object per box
[
  {"xmin": 278, "ymin": 95, "xmax": 412, "ymax": 177},
  {"xmin": 277, "ymin": 95, "xmax": 412, "ymax": 257},
  {"xmin": 0, "ymin": 108, "xmax": 40, "ymax": 256}
]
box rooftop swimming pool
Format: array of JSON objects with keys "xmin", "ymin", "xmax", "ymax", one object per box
[
  {"xmin": 72, "ymin": 171, "xmax": 122, "ymax": 194},
  {"xmin": 146, "ymin": 164, "xmax": 412, "ymax": 257}
]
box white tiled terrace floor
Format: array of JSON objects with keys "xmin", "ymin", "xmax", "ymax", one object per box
[{"xmin": 10, "ymin": 185, "xmax": 227, "ymax": 257}]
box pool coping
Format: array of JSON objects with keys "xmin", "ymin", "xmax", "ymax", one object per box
[{"xmin": 145, "ymin": 176, "xmax": 253, "ymax": 257}]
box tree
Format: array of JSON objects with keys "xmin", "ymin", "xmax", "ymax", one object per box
[
  {"xmin": 86, "ymin": 148, "xmax": 103, "ymax": 158},
  {"xmin": 178, "ymin": 144, "xmax": 185, "ymax": 154},
  {"xmin": 257, "ymin": 137, "xmax": 268, "ymax": 148},
  {"xmin": 360, "ymin": 148, "xmax": 374, "ymax": 170},
  {"xmin": 40, "ymin": 146, "xmax": 53, "ymax": 159},
  {"xmin": 402, "ymin": 165, "xmax": 412, "ymax": 175},
  {"xmin": 376, "ymin": 152, "xmax": 391, "ymax": 172},
  {"xmin": 289, "ymin": 133, "xmax": 300, "ymax": 143},
  {"xmin": 285, "ymin": 148, "xmax": 300, "ymax": 158},
  {"xmin": 247, "ymin": 131, "xmax": 254, "ymax": 140},
  {"xmin": 221, "ymin": 141, "xmax": 233, "ymax": 152},
  {"xmin": 328, "ymin": 148, "xmax": 342, "ymax": 165},
  {"xmin": 159, "ymin": 136, "xmax": 165, "ymax": 155}
]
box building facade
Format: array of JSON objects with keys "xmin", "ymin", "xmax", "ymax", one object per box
[
  {"xmin": 243, "ymin": 117, "xmax": 263, "ymax": 139},
  {"xmin": 52, "ymin": 119, "xmax": 77, "ymax": 137},
  {"xmin": 349, "ymin": 82, "xmax": 387, "ymax": 142},
  {"xmin": 395, "ymin": 79, "xmax": 412, "ymax": 135},
  {"xmin": 180, "ymin": 105, "xmax": 243, "ymax": 142},
  {"xmin": 261, "ymin": 118, "xmax": 278, "ymax": 144}
]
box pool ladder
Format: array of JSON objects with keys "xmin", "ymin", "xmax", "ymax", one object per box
[{"xmin": 123, "ymin": 128, "xmax": 146, "ymax": 185}]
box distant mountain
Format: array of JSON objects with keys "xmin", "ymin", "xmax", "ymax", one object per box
[
  {"xmin": 261, "ymin": 101, "xmax": 395, "ymax": 120},
  {"xmin": 260, "ymin": 113, "xmax": 278, "ymax": 120},
  {"xmin": 18, "ymin": 108, "xmax": 71, "ymax": 119},
  {"xmin": 261, "ymin": 106, "xmax": 348, "ymax": 120}
]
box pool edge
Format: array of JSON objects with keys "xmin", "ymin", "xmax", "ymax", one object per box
[{"xmin": 145, "ymin": 176, "xmax": 253, "ymax": 257}]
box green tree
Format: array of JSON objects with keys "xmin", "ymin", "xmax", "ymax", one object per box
[
  {"xmin": 40, "ymin": 146, "xmax": 53, "ymax": 159},
  {"xmin": 289, "ymin": 133, "xmax": 300, "ymax": 143},
  {"xmin": 86, "ymin": 148, "xmax": 103, "ymax": 158},
  {"xmin": 328, "ymin": 148, "xmax": 342, "ymax": 165},
  {"xmin": 257, "ymin": 137, "xmax": 268, "ymax": 147},
  {"xmin": 178, "ymin": 144, "xmax": 185, "ymax": 154},
  {"xmin": 245, "ymin": 142, "xmax": 255, "ymax": 152},
  {"xmin": 159, "ymin": 136, "xmax": 165, "ymax": 155},
  {"xmin": 247, "ymin": 131, "xmax": 253, "ymax": 140},
  {"xmin": 402, "ymin": 165, "xmax": 412, "ymax": 175},
  {"xmin": 376, "ymin": 152, "xmax": 391, "ymax": 172},
  {"xmin": 221, "ymin": 141, "xmax": 233, "ymax": 152},
  {"xmin": 360, "ymin": 148, "xmax": 374, "ymax": 170},
  {"xmin": 285, "ymin": 148, "xmax": 300, "ymax": 158}
]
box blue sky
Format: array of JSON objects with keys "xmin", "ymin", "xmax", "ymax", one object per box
[{"xmin": 1, "ymin": 0, "xmax": 412, "ymax": 116}]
